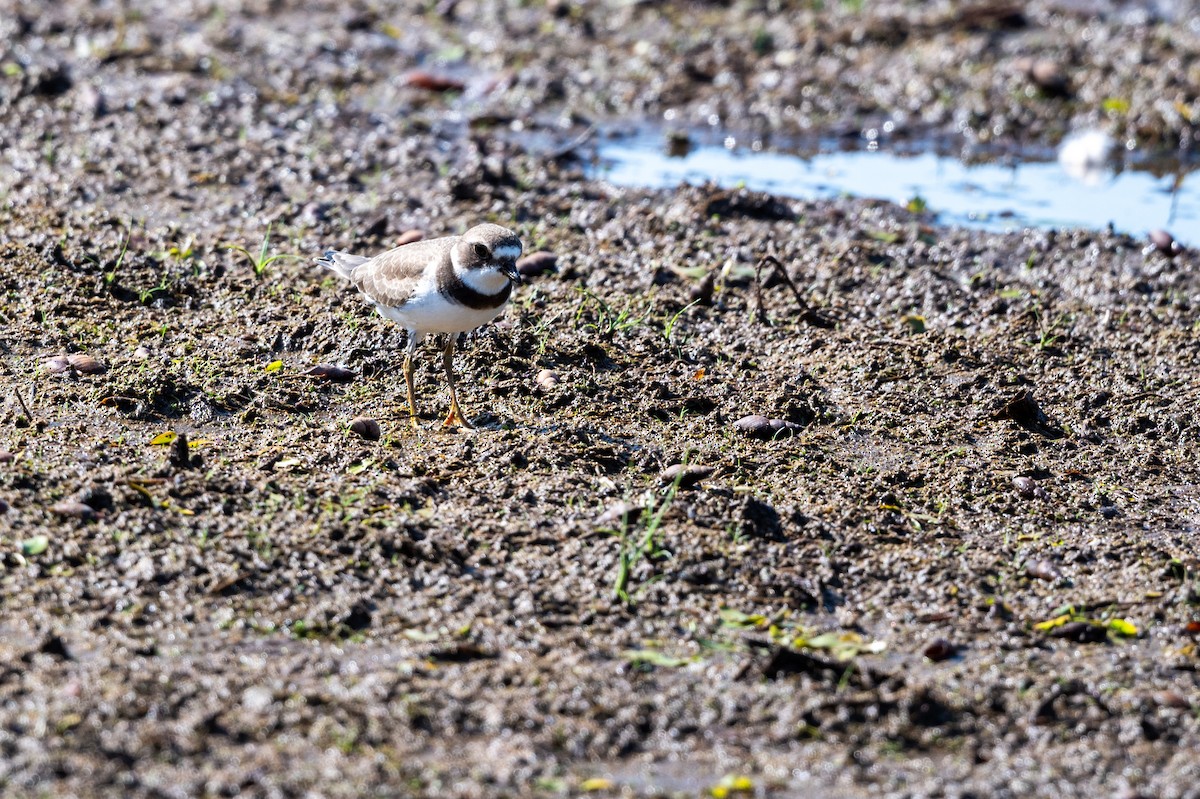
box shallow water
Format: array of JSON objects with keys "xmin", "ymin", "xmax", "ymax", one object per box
[{"xmin": 593, "ymin": 129, "xmax": 1198, "ymax": 245}]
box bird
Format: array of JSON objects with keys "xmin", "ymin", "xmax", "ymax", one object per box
[{"xmin": 317, "ymin": 223, "xmax": 523, "ymax": 429}]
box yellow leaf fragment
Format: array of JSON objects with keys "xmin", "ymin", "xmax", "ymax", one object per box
[
  {"xmin": 1034, "ymin": 614, "xmax": 1072, "ymax": 632},
  {"xmin": 149, "ymin": 432, "xmax": 177, "ymax": 446},
  {"xmin": 711, "ymin": 774, "xmax": 754, "ymax": 797},
  {"xmin": 579, "ymin": 777, "xmax": 613, "ymax": 791},
  {"xmin": 1107, "ymin": 618, "xmax": 1138, "ymax": 637},
  {"xmin": 265, "ymin": 360, "xmax": 283, "ymax": 373}
]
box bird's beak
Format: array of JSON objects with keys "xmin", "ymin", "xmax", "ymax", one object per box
[{"xmin": 499, "ymin": 261, "xmax": 523, "ymax": 285}]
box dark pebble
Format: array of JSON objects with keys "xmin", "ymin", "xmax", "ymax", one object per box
[
  {"xmin": 306, "ymin": 364, "xmax": 356, "ymax": 382},
  {"xmin": 659, "ymin": 463, "xmax": 714, "ymax": 488},
  {"xmin": 1026, "ymin": 559, "xmax": 1060, "ymax": 581},
  {"xmin": 349, "ymin": 417, "xmax": 381, "ymax": 441},
  {"xmin": 1013, "ymin": 475, "xmax": 1048, "ymax": 500},
  {"xmin": 923, "ymin": 638, "xmax": 958, "ymax": 662},
  {"xmin": 516, "ymin": 251, "xmax": 558, "ymax": 278},
  {"xmin": 395, "ymin": 229, "xmax": 424, "ymax": 247},
  {"xmin": 735, "ymin": 415, "xmax": 801, "ymax": 439},
  {"xmin": 67, "ymin": 354, "xmax": 105, "ymax": 374},
  {"xmin": 596, "ymin": 501, "xmax": 644, "ymax": 526},
  {"xmin": 1148, "ymin": 229, "xmax": 1182, "ymax": 257},
  {"xmin": 51, "ymin": 500, "xmax": 96, "ymax": 520},
  {"xmin": 1050, "ymin": 621, "xmax": 1108, "ymax": 643},
  {"xmin": 403, "ymin": 71, "xmax": 465, "ymax": 92},
  {"xmin": 44, "ymin": 355, "xmax": 71, "ymax": 374}
]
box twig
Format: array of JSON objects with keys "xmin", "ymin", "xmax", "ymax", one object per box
[
  {"xmin": 13, "ymin": 387, "xmax": 34, "ymax": 421},
  {"xmin": 754, "ymin": 252, "xmax": 835, "ymax": 327}
]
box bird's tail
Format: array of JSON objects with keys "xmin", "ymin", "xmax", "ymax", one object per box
[{"xmin": 316, "ymin": 250, "xmax": 370, "ymax": 280}]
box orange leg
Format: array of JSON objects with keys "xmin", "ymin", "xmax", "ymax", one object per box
[{"xmin": 441, "ymin": 335, "xmax": 474, "ymax": 429}]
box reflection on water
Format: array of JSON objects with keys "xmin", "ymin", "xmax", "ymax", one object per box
[{"xmin": 592, "ymin": 129, "xmax": 1198, "ymax": 245}]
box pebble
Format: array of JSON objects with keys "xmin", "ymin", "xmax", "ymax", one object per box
[
  {"xmin": 733, "ymin": 414, "xmax": 801, "ymax": 439},
  {"xmin": 241, "ymin": 686, "xmax": 274, "ymax": 713},
  {"xmin": 403, "ymin": 71, "xmax": 465, "ymax": 92},
  {"xmin": 1050, "ymin": 621, "xmax": 1107, "ymax": 643},
  {"xmin": 535, "ymin": 369, "xmax": 560, "ymax": 389},
  {"xmin": 659, "ymin": 463, "xmax": 714, "ymax": 488},
  {"xmin": 306, "ymin": 364, "xmax": 356, "ymax": 382},
  {"xmin": 44, "ymin": 355, "xmax": 71, "ymax": 374},
  {"xmin": 395, "ymin": 229, "xmax": 424, "ymax": 247},
  {"xmin": 923, "ymin": 638, "xmax": 958, "ymax": 662},
  {"xmin": 348, "ymin": 417, "xmax": 381, "ymax": 441},
  {"xmin": 51, "ymin": 500, "xmax": 96, "ymax": 520},
  {"xmin": 67, "ymin": 354, "xmax": 105, "ymax": 374},
  {"xmin": 516, "ymin": 251, "xmax": 558, "ymax": 278},
  {"xmin": 1148, "ymin": 229, "xmax": 1182, "ymax": 257},
  {"xmin": 596, "ymin": 501, "xmax": 644, "ymax": 526},
  {"xmin": 1013, "ymin": 475, "xmax": 1048, "ymax": 500},
  {"xmin": 1026, "ymin": 559, "xmax": 1060, "ymax": 582}
]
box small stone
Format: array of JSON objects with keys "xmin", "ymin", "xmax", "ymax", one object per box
[
  {"xmin": 50, "ymin": 500, "xmax": 96, "ymax": 520},
  {"xmin": 348, "ymin": 417, "xmax": 381, "ymax": 441},
  {"xmin": 1154, "ymin": 690, "xmax": 1190, "ymax": 709},
  {"xmin": 395, "ymin": 229, "xmax": 424, "ymax": 247},
  {"xmin": 733, "ymin": 415, "xmax": 773, "ymax": 436},
  {"xmin": 689, "ymin": 271, "xmax": 716, "ymax": 306},
  {"xmin": 768, "ymin": 419, "xmax": 801, "ymax": 436},
  {"xmin": 1148, "ymin": 229, "xmax": 1182, "ymax": 258},
  {"xmin": 923, "ymin": 638, "xmax": 958, "ymax": 662},
  {"xmin": 44, "ymin": 355, "xmax": 71, "ymax": 374},
  {"xmin": 735, "ymin": 415, "xmax": 801, "ymax": 439},
  {"xmin": 242, "ymin": 686, "xmax": 274, "ymax": 713},
  {"xmin": 403, "ymin": 70, "xmax": 465, "ymax": 92},
  {"xmin": 596, "ymin": 501, "xmax": 644, "ymax": 527},
  {"xmin": 516, "ymin": 251, "xmax": 558, "ymax": 278},
  {"xmin": 1013, "ymin": 475, "xmax": 1048, "ymax": 500},
  {"xmin": 1030, "ymin": 59, "xmax": 1067, "ymax": 93},
  {"xmin": 1026, "ymin": 559, "xmax": 1060, "ymax": 582},
  {"xmin": 659, "ymin": 463, "xmax": 714, "ymax": 488},
  {"xmin": 535, "ymin": 369, "xmax": 560, "ymax": 390},
  {"xmin": 1049, "ymin": 621, "xmax": 1107, "ymax": 643},
  {"xmin": 67, "ymin": 354, "xmax": 105, "ymax": 374},
  {"xmin": 306, "ymin": 364, "xmax": 356, "ymax": 382},
  {"xmin": 0, "ymin": 450, "xmax": 12, "ymax": 464}
]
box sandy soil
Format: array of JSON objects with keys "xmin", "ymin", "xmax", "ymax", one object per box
[{"xmin": 2, "ymin": 2, "xmax": 1199, "ymax": 797}]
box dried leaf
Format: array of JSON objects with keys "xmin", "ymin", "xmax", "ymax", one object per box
[
  {"xmin": 719, "ymin": 607, "xmax": 768, "ymax": 629},
  {"xmin": 622, "ymin": 649, "xmax": 696, "ymax": 668},
  {"xmin": 149, "ymin": 431, "xmax": 178, "ymax": 446}
]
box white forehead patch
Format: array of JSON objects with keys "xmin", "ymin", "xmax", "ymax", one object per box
[{"xmin": 492, "ymin": 244, "xmax": 522, "ymax": 261}]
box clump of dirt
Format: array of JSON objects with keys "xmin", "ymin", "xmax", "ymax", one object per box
[{"xmin": 2, "ymin": 2, "xmax": 1199, "ymax": 798}]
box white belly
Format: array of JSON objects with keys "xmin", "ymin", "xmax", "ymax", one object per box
[{"xmin": 375, "ymin": 292, "xmax": 506, "ymax": 335}]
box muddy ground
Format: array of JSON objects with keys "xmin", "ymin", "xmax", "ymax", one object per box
[{"xmin": 2, "ymin": 1, "xmax": 1200, "ymax": 797}]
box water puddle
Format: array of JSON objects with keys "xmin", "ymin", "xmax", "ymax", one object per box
[{"xmin": 591, "ymin": 128, "xmax": 1198, "ymax": 245}]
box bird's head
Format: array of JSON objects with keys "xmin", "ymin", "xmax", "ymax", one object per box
[{"xmin": 455, "ymin": 224, "xmax": 523, "ymax": 289}]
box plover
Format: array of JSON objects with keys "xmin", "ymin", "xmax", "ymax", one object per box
[{"xmin": 317, "ymin": 223, "xmax": 523, "ymax": 429}]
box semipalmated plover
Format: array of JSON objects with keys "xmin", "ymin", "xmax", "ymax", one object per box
[{"xmin": 317, "ymin": 223, "xmax": 523, "ymax": 429}]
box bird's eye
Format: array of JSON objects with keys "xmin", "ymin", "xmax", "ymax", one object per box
[{"xmin": 473, "ymin": 243, "xmax": 489, "ymax": 259}]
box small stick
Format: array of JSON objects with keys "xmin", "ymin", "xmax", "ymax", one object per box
[{"xmin": 12, "ymin": 386, "xmax": 34, "ymax": 423}]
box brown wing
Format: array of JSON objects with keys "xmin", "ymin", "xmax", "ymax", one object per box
[{"xmin": 352, "ymin": 237, "xmax": 453, "ymax": 308}]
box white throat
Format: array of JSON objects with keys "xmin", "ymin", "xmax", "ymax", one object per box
[{"xmin": 457, "ymin": 263, "xmax": 510, "ymax": 294}]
